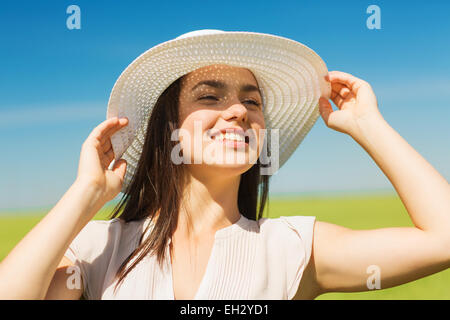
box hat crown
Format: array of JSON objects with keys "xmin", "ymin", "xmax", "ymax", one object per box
[{"xmin": 175, "ymin": 29, "xmax": 225, "ymax": 40}]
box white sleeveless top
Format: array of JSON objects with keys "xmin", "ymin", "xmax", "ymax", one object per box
[{"xmin": 64, "ymin": 214, "xmax": 316, "ymax": 300}]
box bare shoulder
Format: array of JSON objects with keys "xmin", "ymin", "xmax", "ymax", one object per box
[
  {"xmin": 292, "ymin": 220, "xmax": 345, "ymax": 300},
  {"xmin": 292, "ymin": 230, "xmax": 324, "ymax": 300}
]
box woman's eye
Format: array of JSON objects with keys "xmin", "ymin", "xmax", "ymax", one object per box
[
  {"xmin": 244, "ymin": 100, "xmax": 261, "ymax": 107},
  {"xmin": 198, "ymin": 95, "xmax": 219, "ymax": 101},
  {"xmin": 198, "ymin": 95, "xmax": 261, "ymax": 108}
]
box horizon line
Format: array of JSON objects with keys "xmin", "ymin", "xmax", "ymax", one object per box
[{"xmin": 0, "ymin": 188, "xmax": 397, "ymax": 215}]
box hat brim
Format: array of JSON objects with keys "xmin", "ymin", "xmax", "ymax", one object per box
[{"xmin": 106, "ymin": 31, "xmax": 331, "ymax": 194}]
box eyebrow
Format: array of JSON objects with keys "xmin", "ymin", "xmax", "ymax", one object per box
[{"xmin": 191, "ymin": 80, "xmax": 261, "ymax": 94}]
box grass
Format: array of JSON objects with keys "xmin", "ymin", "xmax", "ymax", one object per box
[{"xmin": 0, "ymin": 193, "xmax": 449, "ymax": 299}]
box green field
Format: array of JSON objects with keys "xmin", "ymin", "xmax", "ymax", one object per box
[{"xmin": 1, "ymin": 193, "xmax": 449, "ymax": 299}]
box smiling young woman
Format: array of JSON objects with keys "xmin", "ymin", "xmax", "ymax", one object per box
[
  {"xmin": 0, "ymin": 30, "xmax": 448, "ymax": 300},
  {"xmin": 107, "ymin": 64, "xmax": 271, "ymax": 299}
]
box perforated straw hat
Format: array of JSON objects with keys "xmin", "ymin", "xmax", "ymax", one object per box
[{"xmin": 106, "ymin": 29, "xmax": 331, "ymax": 194}]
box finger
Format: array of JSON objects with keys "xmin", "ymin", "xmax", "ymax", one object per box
[
  {"xmin": 318, "ymin": 97, "xmax": 333, "ymax": 125},
  {"xmin": 331, "ymin": 90, "xmax": 345, "ymax": 109},
  {"xmin": 331, "ymin": 82, "xmax": 351, "ymax": 100},
  {"xmin": 331, "ymin": 85, "xmax": 347, "ymax": 107},
  {"xmin": 101, "ymin": 148, "xmax": 115, "ymax": 168},
  {"xmin": 88, "ymin": 117, "xmax": 121, "ymax": 143},
  {"xmin": 88, "ymin": 117, "xmax": 128, "ymax": 146},
  {"xmin": 330, "ymin": 83, "xmax": 345, "ymax": 100},
  {"xmin": 328, "ymin": 70, "xmax": 359, "ymax": 84},
  {"xmin": 101, "ymin": 138, "xmax": 112, "ymax": 153},
  {"xmin": 101, "ymin": 117, "xmax": 129, "ymax": 143},
  {"xmin": 112, "ymin": 159, "xmax": 127, "ymax": 180},
  {"xmin": 328, "ymin": 71, "xmax": 368, "ymax": 95},
  {"xmin": 105, "ymin": 148, "xmax": 115, "ymax": 162}
]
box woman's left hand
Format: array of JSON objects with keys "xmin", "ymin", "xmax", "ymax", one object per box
[{"xmin": 318, "ymin": 71, "xmax": 384, "ymax": 138}]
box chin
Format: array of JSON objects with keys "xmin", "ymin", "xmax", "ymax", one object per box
[{"xmin": 203, "ymin": 162, "xmax": 255, "ymax": 177}]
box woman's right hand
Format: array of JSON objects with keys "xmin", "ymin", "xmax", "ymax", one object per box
[{"xmin": 76, "ymin": 117, "xmax": 129, "ymax": 202}]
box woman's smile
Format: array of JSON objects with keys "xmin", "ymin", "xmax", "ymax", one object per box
[{"xmin": 207, "ymin": 128, "xmax": 250, "ymax": 149}]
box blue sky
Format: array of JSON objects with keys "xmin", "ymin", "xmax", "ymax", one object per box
[{"xmin": 1, "ymin": 0, "xmax": 449, "ymax": 211}]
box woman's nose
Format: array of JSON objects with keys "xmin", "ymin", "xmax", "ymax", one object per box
[{"xmin": 223, "ymin": 100, "xmax": 248, "ymax": 122}]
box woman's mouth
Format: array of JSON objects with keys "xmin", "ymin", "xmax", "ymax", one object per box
[{"xmin": 209, "ymin": 131, "xmax": 250, "ymax": 148}]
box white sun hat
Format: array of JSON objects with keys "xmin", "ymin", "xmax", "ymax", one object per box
[{"xmin": 106, "ymin": 29, "xmax": 331, "ymax": 194}]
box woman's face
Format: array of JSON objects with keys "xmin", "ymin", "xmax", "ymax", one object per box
[{"xmin": 177, "ymin": 64, "xmax": 266, "ymax": 176}]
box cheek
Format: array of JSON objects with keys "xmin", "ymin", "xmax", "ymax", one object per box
[
  {"xmin": 178, "ymin": 109, "xmax": 220, "ymax": 149},
  {"xmin": 248, "ymin": 114, "xmax": 266, "ymax": 151},
  {"xmin": 180, "ymin": 110, "xmax": 218, "ymax": 131},
  {"xmin": 258, "ymin": 115, "xmax": 266, "ymax": 130},
  {"xmin": 250, "ymin": 113, "xmax": 266, "ymax": 133}
]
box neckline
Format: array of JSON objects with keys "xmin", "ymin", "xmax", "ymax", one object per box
[
  {"xmin": 145, "ymin": 213, "xmax": 248, "ymax": 243},
  {"xmin": 165, "ymin": 213, "xmax": 247, "ymax": 300}
]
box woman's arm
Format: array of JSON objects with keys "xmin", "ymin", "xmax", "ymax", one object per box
[
  {"xmin": 0, "ymin": 180, "xmax": 105, "ymax": 299},
  {"xmin": 300, "ymin": 71, "xmax": 450, "ymax": 295},
  {"xmin": 0, "ymin": 117, "xmax": 128, "ymax": 299}
]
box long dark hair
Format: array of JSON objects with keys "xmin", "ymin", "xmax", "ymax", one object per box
[{"xmin": 108, "ymin": 75, "xmax": 270, "ymax": 292}]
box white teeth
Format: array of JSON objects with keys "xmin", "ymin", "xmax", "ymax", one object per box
[{"xmin": 213, "ymin": 132, "xmax": 244, "ymax": 142}]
